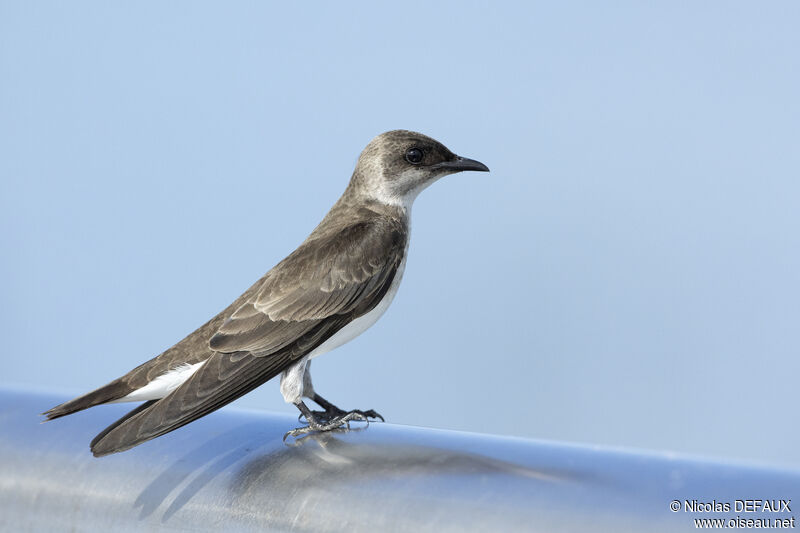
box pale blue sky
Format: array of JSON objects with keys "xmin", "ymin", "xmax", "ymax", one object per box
[{"xmin": 2, "ymin": 2, "xmax": 799, "ymax": 467}]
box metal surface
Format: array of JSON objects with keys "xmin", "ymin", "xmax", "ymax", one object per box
[{"xmin": 0, "ymin": 388, "xmax": 797, "ymax": 532}]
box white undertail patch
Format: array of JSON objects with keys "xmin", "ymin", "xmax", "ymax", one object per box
[{"xmin": 110, "ymin": 361, "xmax": 207, "ymax": 403}]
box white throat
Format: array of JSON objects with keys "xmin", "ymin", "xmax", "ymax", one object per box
[{"xmin": 364, "ymin": 168, "xmax": 440, "ymax": 210}]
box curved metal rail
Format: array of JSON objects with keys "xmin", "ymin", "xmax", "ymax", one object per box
[{"xmin": 0, "ymin": 388, "xmax": 797, "ymax": 532}]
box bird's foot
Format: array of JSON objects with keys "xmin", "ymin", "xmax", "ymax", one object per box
[
  {"xmin": 284, "ymin": 411, "xmax": 371, "ymax": 441},
  {"xmin": 298, "ymin": 407, "xmax": 384, "ymax": 424}
]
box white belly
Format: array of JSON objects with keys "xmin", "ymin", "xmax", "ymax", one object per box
[
  {"xmin": 113, "ymin": 250, "xmax": 408, "ymax": 404},
  {"xmin": 308, "ymin": 254, "xmax": 407, "ymax": 359}
]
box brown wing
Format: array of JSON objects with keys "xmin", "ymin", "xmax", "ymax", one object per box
[
  {"xmin": 208, "ymin": 217, "xmax": 405, "ymax": 354},
  {"xmin": 90, "ymin": 215, "xmax": 406, "ymax": 456}
]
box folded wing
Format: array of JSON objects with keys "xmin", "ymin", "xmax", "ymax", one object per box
[{"xmin": 91, "ymin": 214, "xmax": 407, "ymax": 456}]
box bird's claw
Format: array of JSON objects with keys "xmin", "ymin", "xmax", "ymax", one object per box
[
  {"xmin": 298, "ymin": 408, "xmax": 384, "ymax": 424},
  {"xmin": 355, "ymin": 409, "xmax": 384, "ymax": 422},
  {"xmin": 284, "ymin": 411, "xmax": 372, "ymax": 441}
]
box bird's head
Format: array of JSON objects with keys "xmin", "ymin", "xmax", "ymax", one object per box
[{"xmin": 351, "ymin": 130, "xmax": 489, "ymax": 208}]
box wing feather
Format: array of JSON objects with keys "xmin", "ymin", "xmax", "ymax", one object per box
[{"xmin": 209, "ymin": 217, "xmax": 405, "ymax": 354}]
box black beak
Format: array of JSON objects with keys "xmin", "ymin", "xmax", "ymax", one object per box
[{"xmin": 434, "ymin": 156, "xmax": 490, "ymax": 173}]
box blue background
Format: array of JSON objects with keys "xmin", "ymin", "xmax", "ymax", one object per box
[{"xmin": 2, "ymin": 2, "xmax": 798, "ymax": 467}]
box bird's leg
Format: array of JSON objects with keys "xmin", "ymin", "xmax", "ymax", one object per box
[
  {"xmin": 285, "ymin": 400, "xmax": 371, "ymax": 441},
  {"xmin": 294, "ymin": 361, "xmax": 384, "ymax": 424},
  {"xmin": 297, "ymin": 393, "xmax": 385, "ymax": 423},
  {"xmin": 311, "ymin": 393, "xmax": 346, "ymax": 418}
]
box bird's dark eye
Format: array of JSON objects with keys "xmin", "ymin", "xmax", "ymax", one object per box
[{"xmin": 405, "ymin": 147, "xmax": 424, "ymax": 164}]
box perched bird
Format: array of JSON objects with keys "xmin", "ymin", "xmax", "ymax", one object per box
[{"xmin": 43, "ymin": 130, "xmax": 489, "ymax": 456}]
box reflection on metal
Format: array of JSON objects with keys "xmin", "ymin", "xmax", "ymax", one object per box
[{"xmin": 0, "ymin": 388, "xmax": 797, "ymax": 532}]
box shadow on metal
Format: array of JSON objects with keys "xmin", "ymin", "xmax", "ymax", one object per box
[{"xmin": 0, "ymin": 387, "xmax": 797, "ymax": 532}]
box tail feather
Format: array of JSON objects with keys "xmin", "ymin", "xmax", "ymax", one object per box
[
  {"xmin": 42, "ymin": 380, "xmax": 132, "ymax": 420},
  {"xmin": 90, "ymin": 400, "xmax": 157, "ymax": 454},
  {"xmin": 89, "ymin": 351, "xmax": 290, "ymax": 457}
]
